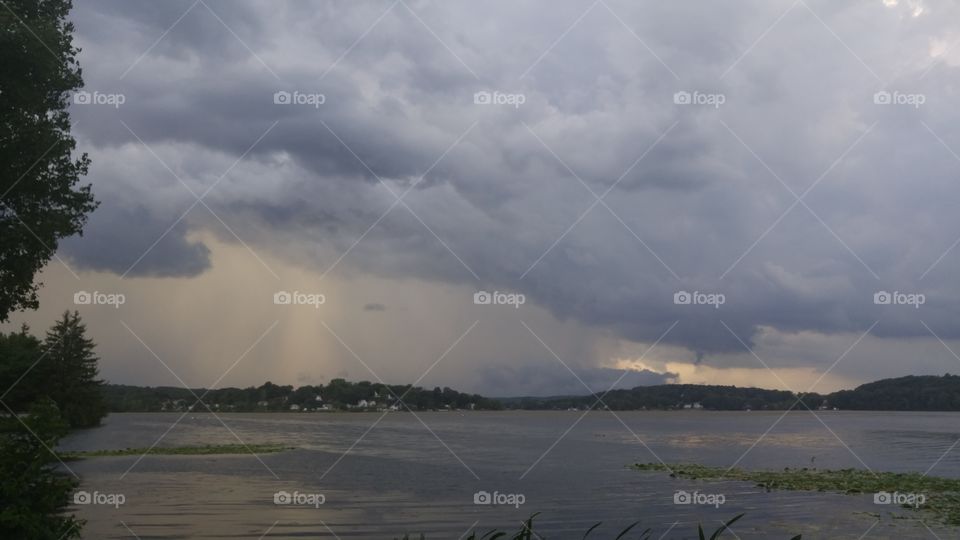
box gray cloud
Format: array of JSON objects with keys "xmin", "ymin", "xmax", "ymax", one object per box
[
  {"xmin": 60, "ymin": 202, "xmax": 211, "ymax": 277},
  {"xmin": 62, "ymin": 0, "xmax": 960, "ymax": 376}
]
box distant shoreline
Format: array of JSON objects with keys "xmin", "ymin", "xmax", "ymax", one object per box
[
  {"xmin": 102, "ymin": 374, "xmax": 960, "ymax": 413},
  {"xmin": 98, "ymin": 407, "xmax": 960, "ymax": 414}
]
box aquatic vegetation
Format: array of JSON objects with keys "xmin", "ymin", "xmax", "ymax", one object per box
[
  {"xmin": 396, "ymin": 513, "xmax": 801, "ymax": 539},
  {"xmin": 633, "ymin": 462, "xmax": 960, "ymax": 525},
  {"xmin": 59, "ymin": 443, "xmax": 293, "ymax": 459}
]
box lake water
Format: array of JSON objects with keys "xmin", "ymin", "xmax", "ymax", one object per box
[{"xmin": 61, "ymin": 411, "xmax": 960, "ymax": 539}]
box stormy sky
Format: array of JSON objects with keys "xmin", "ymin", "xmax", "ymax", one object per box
[{"xmin": 9, "ymin": 0, "xmax": 960, "ymax": 396}]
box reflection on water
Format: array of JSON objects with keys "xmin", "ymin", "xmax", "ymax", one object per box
[
  {"xmin": 656, "ymin": 432, "xmax": 834, "ymax": 449},
  {"xmin": 62, "ymin": 411, "xmax": 960, "ymax": 539}
]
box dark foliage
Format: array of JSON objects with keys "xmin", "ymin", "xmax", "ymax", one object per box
[
  {"xmin": 0, "ymin": 0, "xmax": 97, "ymax": 322},
  {"xmin": 0, "ymin": 399, "xmax": 81, "ymax": 539}
]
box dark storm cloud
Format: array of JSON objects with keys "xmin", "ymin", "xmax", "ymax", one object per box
[
  {"xmin": 65, "ymin": 0, "xmax": 960, "ymax": 363},
  {"xmin": 60, "ymin": 201, "xmax": 211, "ymax": 277}
]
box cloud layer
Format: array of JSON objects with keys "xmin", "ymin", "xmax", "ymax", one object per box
[{"xmin": 33, "ymin": 0, "xmax": 960, "ymax": 392}]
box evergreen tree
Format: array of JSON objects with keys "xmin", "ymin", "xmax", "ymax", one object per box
[{"xmin": 42, "ymin": 311, "xmax": 106, "ymax": 428}]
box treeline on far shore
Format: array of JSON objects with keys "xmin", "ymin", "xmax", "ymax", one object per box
[
  {"xmin": 102, "ymin": 380, "xmax": 504, "ymax": 412},
  {"xmin": 504, "ymin": 374, "xmax": 960, "ymax": 411},
  {"xmin": 104, "ymin": 374, "xmax": 960, "ymax": 413}
]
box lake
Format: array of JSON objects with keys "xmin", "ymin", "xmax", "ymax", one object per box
[{"xmin": 61, "ymin": 411, "xmax": 960, "ymax": 539}]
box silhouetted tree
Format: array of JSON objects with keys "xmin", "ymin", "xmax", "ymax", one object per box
[
  {"xmin": 0, "ymin": 2, "xmax": 96, "ymax": 536},
  {"xmin": 0, "ymin": 0, "xmax": 97, "ymax": 322},
  {"xmin": 42, "ymin": 311, "xmax": 106, "ymax": 428}
]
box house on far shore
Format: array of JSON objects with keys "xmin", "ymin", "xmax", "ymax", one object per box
[{"xmin": 289, "ymin": 404, "xmax": 301, "ymax": 411}]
